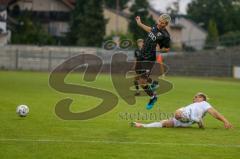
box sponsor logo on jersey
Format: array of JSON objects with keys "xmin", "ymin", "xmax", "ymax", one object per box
[{"xmin": 157, "ymin": 32, "xmax": 162, "ymax": 37}]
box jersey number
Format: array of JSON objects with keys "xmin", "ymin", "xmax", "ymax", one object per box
[{"xmin": 148, "ymin": 32, "xmax": 156, "ymax": 41}]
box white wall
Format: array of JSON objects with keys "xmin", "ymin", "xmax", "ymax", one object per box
[
  {"xmin": 104, "ymin": 9, "xmax": 129, "ymax": 35},
  {"xmin": 0, "ymin": 10, "xmax": 7, "ymax": 32},
  {"xmin": 0, "ymin": 10, "xmax": 7, "ymax": 21},
  {"xmin": 10, "ymin": 0, "xmax": 70, "ymax": 12},
  {"xmin": 32, "ymin": 0, "xmax": 70, "ymax": 12},
  {"xmin": 0, "ymin": 21, "xmax": 6, "ymax": 32},
  {"xmin": 177, "ymin": 17, "xmax": 207, "ymax": 50},
  {"xmin": 0, "ymin": 10, "xmax": 8, "ymax": 46},
  {"xmin": 9, "ymin": 1, "xmax": 33, "ymax": 10}
]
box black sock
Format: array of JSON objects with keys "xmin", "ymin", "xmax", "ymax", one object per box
[
  {"xmin": 134, "ymin": 80, "xmax": 139, "ymax": 91},
  {"xmin": 143, "ymin": 85, "xmax": 154, "ymax": 97},
  {"xmin": 151, "ymin": 80, "xmax": 159, "ymax": 86}
]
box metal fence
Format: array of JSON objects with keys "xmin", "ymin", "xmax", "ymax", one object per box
[
  {"xmin": 0, "ymin": 45, "xmax": 134, "ymax": 71},
  {"xmin": 178, "ymin": 37, "xmax": 240, "ymax": 52},
  {"xmin": 0, "ymin": 45, "xmax": 240, "ymax": 77}
]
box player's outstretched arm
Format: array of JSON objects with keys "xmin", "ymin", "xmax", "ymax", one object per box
[
  {"xmin": 207, "ymin": 107, "xmax": 233, "ymax": 129},
  {"xmin": 135, "ymin": 16, "xmax": 151, "ymax": 33}
]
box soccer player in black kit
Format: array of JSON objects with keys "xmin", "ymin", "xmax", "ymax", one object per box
[
  {"xmin": 133, "ymin": 39, "xmax": 144, "ymax": 96},
  {"xmin": 135, "ymin": 14, "xmax": 171, "ymax": 110}
]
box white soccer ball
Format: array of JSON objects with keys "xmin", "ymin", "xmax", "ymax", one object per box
[{"xmin": 16, "ymin": 105, "xmax": 29, "ymax": 117}]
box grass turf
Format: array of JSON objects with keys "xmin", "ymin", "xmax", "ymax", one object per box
[{"xmin": 0, "ymin": 71, "xmax": 240, "ymax": 159}]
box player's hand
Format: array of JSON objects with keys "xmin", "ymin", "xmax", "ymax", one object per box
[
  {"xmin": 197, "ymin": 119, "xmax": 205, "ymax": 129},
  {"xmin": 135, "ymin": 16, "xmax": 142, "ymax": 25},
  {"xmin": 224, "ymin": 121, "xmax": 233, "ymax": 129},
  {"xmin": 160, "ymin": 48, "xmax": 170, "ymax": 53}
]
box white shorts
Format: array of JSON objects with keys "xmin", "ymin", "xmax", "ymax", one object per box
[{"xmin": 172, "ymin": 118, "xmax": 194, "ymax": 127}]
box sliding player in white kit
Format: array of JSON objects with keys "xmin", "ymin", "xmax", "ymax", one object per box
[{"xmin": 132, "ymin": 92, "xmax": 233, "ymax": 129}]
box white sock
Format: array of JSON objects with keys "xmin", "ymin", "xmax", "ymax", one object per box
[{"xmin": 142, "ymin": 122, "xmax": 162, "ymax": 128}]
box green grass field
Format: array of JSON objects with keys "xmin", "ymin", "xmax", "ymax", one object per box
[{"xmin": 0, "ymin": 71, "xmax": 240, "ymax": 159}]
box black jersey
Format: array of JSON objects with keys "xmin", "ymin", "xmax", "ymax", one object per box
[
  {"xmin": 134, "ymin": 48, "xmax": 142, "ymax": 60},
  {"xmin": 141, "ymin": 25, "xmax": 170, "ymax": 61}
]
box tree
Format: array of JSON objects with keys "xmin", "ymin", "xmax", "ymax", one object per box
[
  {"xmin": 187, "ymin": 0, "xmax": 240, "ymax": 35},
  {"xmin": 65, "ymin": 0, "xmax": 85, "ymax": 45},
  {"xmin": 220, "ymin": 31, "xmax": 240, "ymax": 47},
  {"xmin": 66, "ymin": 0, "xmax": 106, "ymax": 46},
  {"xmin": 104, "ymin": 0, "xmax": 129, "ymax": 10},
  {"xmin": 166, "ymin": 0, "xmax": 180, "ymax": 24},
  {"xmin": 166, "ymin": 0, "xmax": 180, "ymax": 15},
  {"xmin": 205, "ymin": 19, "xmax": 219, "ymax": 48},
  {"xmin": 129, "ymin": 0, "xmax": 155, "ymax": 41},
  {"xmin": 11, "ymin": 11, "xmax": 56, "ymax": 45}
]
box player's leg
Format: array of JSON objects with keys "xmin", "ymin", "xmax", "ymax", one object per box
[
  {"xmin": 135, "ymin": 60, "xmax": 158, "ymax": 109},
  {"xmin": 134, "ymin": 76, "xmax": 140, "ymax": 96},
  {"xmin": 131, "ymin": 119, "xmax": 174, "ymax": 128},
  {"xmin": 159, "ymin": 62, "xmax": 166, "ymax": 77},
  {"xmin": 134, "ymin": 60, "xmax": 143, "ymax": 96},
  {"xmin": 132, "ymin": 118, "xmax": 194, "ymax": 128},
  {"xmin": 140, "ymin": 76, "xmax": 154, "ymax": 97},
  {"xmin": 175, "ymin": 109, "xmax": 204, "ymax": 128},
  {"xmin": 172, "ymin": 118, "xmax": 194, "ymax": 128},
  {"xmin": 141, "ymin": 61, "xmax": 158, "ymax": 110},
  {"xmin": 136, "ymin": 61, "xmax": 155, "ymax": 97},
  {"xmin": 138, "ymin": 76, "xmax": 158, "ymax": 110}
]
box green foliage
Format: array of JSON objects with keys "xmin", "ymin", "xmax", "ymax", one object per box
[
  {"xmin": 166, "ymin": 1, "xmax": 180, "ymax": 15},
  {"xmin": 11, "ymin": 4, "xmax": 20, "ymax": 17},
  {"xmin": 11, "ymin": 11, "xmax": 56, "ymax": 45},
  {"xmin": 66, "ymin": 0, "xmax": 106, "ymax": 46},
  {"xmin": 220, "ymin": 31, "xmax": 240, "ymax": 47},
  {"xmin": 129, "ymin": 0, "xmax": 155, "ymax": 41},
  {"xmin": 205, "ymin": 19, "xmax": 219, "ymax": 48},
  {"xmin": 65, "ymin": 0, "xmax": 85, "ymax": 45},
  {"xmin": 104, "ymin": 0, "xmax": 129, "ymax": 10},
  {"xmin": 187, "ymin": 0, "xmax": 240, "ymax": 35}
]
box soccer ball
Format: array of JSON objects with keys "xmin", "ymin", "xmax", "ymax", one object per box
[{"xmin": 16, "ymin": 105, "xmax": 29, "ymax": 117}]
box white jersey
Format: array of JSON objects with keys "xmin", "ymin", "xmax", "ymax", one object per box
[{"xmin": 180, "ymin": 101, "xmax": 212, "ymax": 122}]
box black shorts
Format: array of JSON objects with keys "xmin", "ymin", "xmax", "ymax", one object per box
[{"xmin": 135, "ymin": 60, "xmax": 155, "ymax": 78}]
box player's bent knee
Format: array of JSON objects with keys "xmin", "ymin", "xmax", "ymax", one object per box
[
  {"xmin": 138, "ymin": 78, "xmax": 147, "ymax": 85},
  {"xmin": 175, "ymin": 110, "xmax": 182, "ymax": 120}
]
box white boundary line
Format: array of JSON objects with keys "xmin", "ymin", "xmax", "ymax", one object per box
[{"xmin": 0, "ymin": 138, "xmax": 240, "ymax": 148}]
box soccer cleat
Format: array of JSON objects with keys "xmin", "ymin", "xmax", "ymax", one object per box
[
  {"xmin": 130, "ymin": 122, "xmax": 143, "ymax": 128},
  {"xmin": 146, "ymin": 95, "xmax": 158, "ymax": 110}
]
